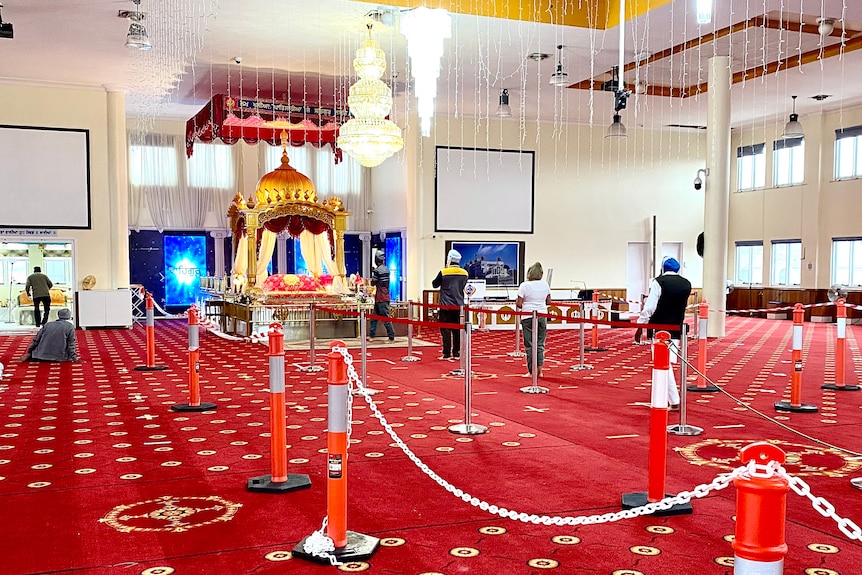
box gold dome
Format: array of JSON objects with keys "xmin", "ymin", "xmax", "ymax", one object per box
[{"xmin": 252, "ymin": 144, "xmax": 317, "ymax": 207}]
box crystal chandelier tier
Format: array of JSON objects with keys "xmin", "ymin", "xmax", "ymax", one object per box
[{"xmin": 337, "ymin": 28, "xmax": 404, "ymax": 168}]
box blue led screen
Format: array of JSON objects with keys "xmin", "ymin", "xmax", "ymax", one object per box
[
  {"xmin": 164, "ymin": 235, "xmax": 206, "ymax": 306},
  {"xmin": 385, "ymin": 236, "xmax": 402, "ymax": 301}
]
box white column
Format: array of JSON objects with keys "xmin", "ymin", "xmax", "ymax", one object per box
[
  {"xmin": 359, "ymin": 232, "xmax": 372, "ymax": 278},
  {"xmin": 276, "ymin": 232, "xmax": 289, "ymax": 274},
  {"xmin": 106, "ymin": 90, "xmax": 130, "ymax": 288},
  {"xmin": 209, "ymin": 230, "xmax": 229, "ymax": 276},
  {"xmin": 704, "ymin": 56, "xmax": 731, "ymax": 338}
]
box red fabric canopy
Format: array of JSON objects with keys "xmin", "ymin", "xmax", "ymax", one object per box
[
  {"xmin": 233, "ymin": 214, "xmax": 335, "ymax": 259},
  {"xmin": 186, "ymin": 94, "xmax": 347, "ymax": 162}
]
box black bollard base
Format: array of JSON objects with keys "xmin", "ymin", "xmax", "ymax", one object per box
[
  {"xmin": 292, "ymin": 530, "xmax": 380, "ymax": 564},
  {"xmin": 687, "ymin": 384, "xmax": 720, "ymax": 393},
  {"xmin": 170, "ymin": 402, "xmax": 217, "ymax": 412},
  {"xmin": 247, "ymin": 473, "xmax": 311, "ymax": 493},
  {"xmin": 134, "ymin": 365, "xmax": 169, "ymax": 371},
  {"xmin": 773, "ymin": 401, "xmax": 818, "ymax": 413},
  {"xmin": 820, "ymin": 384, "xmax": 861, "ymax": 391},
  {"xmin": 621, "ymin": 492, "xmax": 693, "ymax": 516}
]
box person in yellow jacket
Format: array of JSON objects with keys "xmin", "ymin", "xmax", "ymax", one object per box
[{"xmin": 431, "ymin": 249, "xmax": 468, "ymax": 360}]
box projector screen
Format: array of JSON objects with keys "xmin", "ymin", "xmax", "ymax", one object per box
[
  {"xmin": 435, "ymin": 146, "xmax": 534, "ymax": 233},
  {"xmin": 0, "ymin": 125, "xmax": 91, "ymax": 229}
]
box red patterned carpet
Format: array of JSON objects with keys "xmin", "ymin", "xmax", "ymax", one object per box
[{"xmin": 0, "ymin": 316, "xmax": 860, "ymax": 575}]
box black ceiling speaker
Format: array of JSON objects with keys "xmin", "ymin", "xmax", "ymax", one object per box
[{"xmin": 697, "ymin": 232, "xmax": 704, "ymax": 257}]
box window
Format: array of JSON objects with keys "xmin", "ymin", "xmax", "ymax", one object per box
[
  {"xmin": 187, "ymin": 143, "xmax": 235, "ymax": 189},
  {"xmin": 735, "ymin": 242, "xmax": 763, "ymax": 284},
  {"xmin": 129, "ymin": 145, "xmax": 178, "ymax": 187},
  {"xmin": 43, "ymin": 257, "xmax": 72, "ymax": 286},
  {"xmin": 770, "ymin": 240, "xmax": 801, "ymax": 286},
  {"xmin": 773, "ymin": 137, "xmax": 805, "ymax": 186},
  {"xmin": 832, "ymin": 238, "xmax": 862, "ymax": 287},
  {"xmin": 737, "ymin": 144, "xmax": 765, "ymax": 191},
  {"xmin": 834, "ymin": 126, "xmax": 862, "ymax": 180}
]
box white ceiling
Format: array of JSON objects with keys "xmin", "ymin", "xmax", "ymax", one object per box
[{"xmin": 1, "ymin": 0, "xmax": 861, "ymax": 131}]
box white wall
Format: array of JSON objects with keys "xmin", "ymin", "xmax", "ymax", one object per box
[
  {"xmin": 729, "ymin": 102, "xmax": 862, "ymax": 288},
  {"xmin": 0, "ymin": 83, "xmax": 117, "ymax": 288},
  {"xmin": 372, "ymin": 115, "xmax": 708, "ymax": 300}
]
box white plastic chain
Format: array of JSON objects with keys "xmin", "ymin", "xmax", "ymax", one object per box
[
  {"xmin": 301, "ymin": 516, "xmax": 342, "ymax": 566},
  {"xmin": 777, "ymin": 468, "xmax": 862, "ymax": 542},
  {"xmin": 335, "ymin": 346, "xmax": 745, "ymax": 525}
]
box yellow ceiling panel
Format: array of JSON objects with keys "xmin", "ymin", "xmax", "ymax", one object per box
[{"xmin": 367, "ymin": 0, "xmax": 673, "ymax": 30}]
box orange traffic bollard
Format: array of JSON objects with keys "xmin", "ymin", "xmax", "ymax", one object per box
[
  {"xmin": 134, "ymin": 292, "xmax": 168, "ymax": 371},
  {"xmin": 585, "ymin": 291, "xmax": 607, "ymax": 352},
  {"xmin": 822, "ymin": 298, "xmax": 861, "ymax": 392},
  {"xmin": 248, "ymin": 323, "xmax": 311, "ymax": 493},
  {"xmin": 293, "ymin": 341, "xmax": 379, "ymax": 563},
  {"xmin": 622, "ymin": 331, "xmax": 691, "ymax": 515},
  {"xmin": 688, "ymin": 300, "xmax": 718, "ymax": 392},
  {"xmin": 733, "ymin": 442, "xmax": 789, "ymax": 575},
  {"xmin": 171, "ymin": 306, "xmax": 217, "ymax": 413},
  {"xmin": 774, "ymin": 304, "xmax": 818, "ymax": 413}
]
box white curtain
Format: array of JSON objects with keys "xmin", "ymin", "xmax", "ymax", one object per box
[
  {"xmin": 256, "ymin": 229, "xmax": 277, "ymax": 285},
  {"xmin": 128, "ymin": 134, "xmax": 238, "ymax": 231},
  {"xmin": 230, "ymin": 234, "xmax": 248, "ymax": 293},
  {"xmin": 187, "ymin": 142, "xmax": 239, "ymax": 223},
  {"xmin": 263, "ymin": 144, "xmax": 370, "ymax": 231}
]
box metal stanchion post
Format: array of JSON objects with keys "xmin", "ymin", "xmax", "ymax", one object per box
[
  {"xmin": 570, "ymin": 303, "xmax": 594, "ymax": 371},
  {"xmin": 449, "ymin": 322, "xmax": 487, "ymax": 435},
  {"xmin": 507, "ymin": 308, "xmax": 526, "ymax": 357},
  {"xmin": 450, "ymin": 305, "xmax": 465, "ymax": 376},
  {"xmin": 354, "ymin": 309, "xmax": 379, "ymax": 396},
  {"xmin": 401, "ymin": 300, "xmax": 420, "ymax": 362},
  {"xmin": 521, "ymin": 311, "xmax": 549, "ymax": 394},
  {"xmin": 298, "ymin": 302, "xmax": 323, "ymax": 373},
  {"xmin": 668, "ymin": 329, "xmax": 703, "ymax": 436}
]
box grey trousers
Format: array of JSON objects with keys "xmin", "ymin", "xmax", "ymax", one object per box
[{"xmin": 521, "ymin": 316, "xmax": 547, "ymax": 373}]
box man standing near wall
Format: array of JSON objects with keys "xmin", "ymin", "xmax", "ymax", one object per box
[{"xmin": 25, "ymin": 266, "xmax": 53, "ymax": 327}]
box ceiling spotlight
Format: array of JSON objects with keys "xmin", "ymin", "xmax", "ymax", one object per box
[
  {"xmin": 125, "ymin": 0, "xmax": 151, "ymax": 51},
  {"xmin": 605, "ymin": 114, "xmax": 627, "ymax": 138},
  {"xmin": 549, "ymin": 45, "xmax": 569, "ymax": 87},
  {"xmin": 495, "ymin": 89, "xmax": 512, "ymax": 118},
  {"xmin": 782, "ymin": 95, "xmax": 804, "ymax": 139},
  {"xmin": 817, "ymin": 17, "xmax": 835, "ymax": 37}
]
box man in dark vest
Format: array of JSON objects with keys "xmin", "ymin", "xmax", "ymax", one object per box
[{"xmin": 635, "ymin": 257, "xmax": 692, "ymax": 410}]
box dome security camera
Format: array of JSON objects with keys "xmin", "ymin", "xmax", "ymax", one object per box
[
  {"xmin": 233, "ymin": 56, "xmax": 242, "ymax": 65},
  {"xmin": 694, "ymin": 168, "xmax": 709, "ymax": 190}
]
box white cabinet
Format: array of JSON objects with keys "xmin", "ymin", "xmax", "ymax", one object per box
[{"xmin": 76, "ymin": 289, "xmax": 133, "ymax": 329}]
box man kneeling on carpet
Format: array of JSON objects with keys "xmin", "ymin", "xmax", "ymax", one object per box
[{"xmin": 22, "ymin": 308, "xmax": 79, "ymax": 362}]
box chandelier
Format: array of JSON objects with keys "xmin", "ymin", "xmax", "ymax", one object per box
[
  {"xmin": 400, "ymin": 7, "xmax": 451, "ymax": 137},
  {"xmin": 336, "ymin": 26, "xmax": 404, "ymax": 168}
]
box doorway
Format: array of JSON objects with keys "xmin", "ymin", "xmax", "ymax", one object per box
[{"xmin": 0, "ymin": 240, "xmax": 75, "ymax": 330}]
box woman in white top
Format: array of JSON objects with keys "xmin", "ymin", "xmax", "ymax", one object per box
[{"xmin": 516, "ymin": 262, "xmax": 552, "ymax": 377}]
